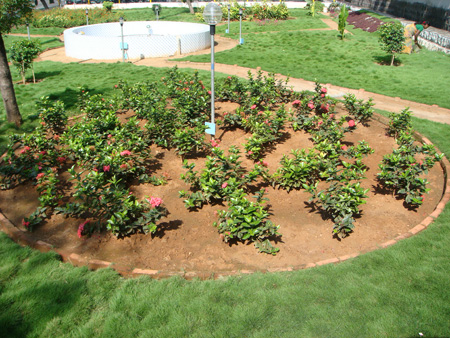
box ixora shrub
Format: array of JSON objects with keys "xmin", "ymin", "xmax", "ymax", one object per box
[
  {"xmin": 378, "ymin": 110, "xmax": 443, "ymax": 206},
  {"xmin": 0, "ymin": 67, "xmax": 443, "ymax": 253}
]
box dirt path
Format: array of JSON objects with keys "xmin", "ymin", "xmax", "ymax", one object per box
[{"xmin": 19, "ymin": 18, "xmax": 450, "ymax": 125}]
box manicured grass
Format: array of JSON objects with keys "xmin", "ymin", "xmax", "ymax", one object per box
[
  {"xmin": 182, "ymin": 18, "xmax": 450, "ymax": 109},
  {"xmin": 8, "ymin": 26, "xmax": 66, "ymax": 36},
  {"xmin": 1, "ymin": 7, "xmax": 450, "ymax": 337},
  {"xmin": 1, "ymin": 202, "xmax": 450, "ymax": 337},
  {"xmin": 3, "ymin": 35, "xmax": 64, "ymax": 57},
  {"xmin": 116, "ymin": 7, "xmax": 200, "ymax": 23}
]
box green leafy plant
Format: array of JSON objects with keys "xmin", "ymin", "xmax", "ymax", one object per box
[
  {"xmin": 377, "ymin": 22, "xmax": 406, "ymax": 66},
  {"xmin": 103, "ymin": 1, "xmax": 113, "ymax": 12},
  {"xmin": 343, "ymin": 94, "xmax": 375, "ymax": 125},
  {"xmin": 8, "ymin": 39, "xmax": 41, "ymax": 84},
  {"xmin": 214, "ymin": 188, "xmax": 280, "ymax": 255},
  {"xmin": 338, "ymin": 4, "xmax": 349, "ymax": 40}
]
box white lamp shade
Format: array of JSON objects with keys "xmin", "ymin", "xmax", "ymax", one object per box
[{"xmin": 203, "ymin": 3, "xmax": 223, "ymax": 25}]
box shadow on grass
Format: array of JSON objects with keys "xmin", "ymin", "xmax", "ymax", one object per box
[{"xmin": 373, "ymin": 55, "xmax": 403, "ymax": 66}]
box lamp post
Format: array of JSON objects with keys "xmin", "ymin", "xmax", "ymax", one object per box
[
  {"xmin": 156, "ymin": 6, "xmax": 159, "ymax": 21},
  {"xmin": 119, "ymin": 17, "xmax": 125, "ymax": 63},
  {"xmin": 85, "ymin": 8, "xmax": 89, "ymax": 26},
  {"xmin": 203, "ymin": 3, "xmax": 223, "ymax": 138},
  {"xmin": 26, "ymin": 22, "xmax": 30, "ymax": 40},
  {"xmin": 226, "ymin": 3, "xmax": 230, "ymax": 34},
  {"xmin": 239, "ymin": 7, "xmax": 244, "ymax": 45}
]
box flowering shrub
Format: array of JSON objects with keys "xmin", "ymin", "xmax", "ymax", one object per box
[
  {"xmin": 343, "ymin": 94, "xmax": 374, "ymax": 126},
  {"xmin": 57, "ymin": 170, "xmax": 168, "ymax": 236},
  {"xmin": 378, "ymin": 130, "xmax": 443, "ymax": 206},
  {"xmin": 388, "ymin": 108, "xmax": 413, "ymax": 137}
]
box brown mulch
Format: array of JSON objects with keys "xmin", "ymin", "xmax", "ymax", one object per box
[{"xmin": 347, "ymin": 11, "xmax": 386, "ymax": 33}]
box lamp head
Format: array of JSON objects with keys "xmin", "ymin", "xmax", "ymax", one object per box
[
  {"xmin": 119, "ymin": 17, "xmax": 124, "ymax": 25},
  {"xmin": 239, "ymin": 7, "xmax": 243, "ymax": 16},
  {"xmin": 203, "ymin": 2, "xmax": 222, "ymax": 25}
]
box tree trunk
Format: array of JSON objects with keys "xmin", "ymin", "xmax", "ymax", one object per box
[
  {"xmin": 390, "ymin": 54, "xmax": 395, "ymax": 66},
  {"xmin": 186, "ymin": 0, "xmax": 194, "ymax": 15},
  {"xmin": 0, "ymin": 34, "xmax": 23, "ymax": 127},
  {"xmin": 40, "ymin": 0, "xmax": 49, "ymax": 10}
]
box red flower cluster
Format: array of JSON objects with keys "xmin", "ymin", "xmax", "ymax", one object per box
[
  {"xmin": 149, "ymin": 197, "xmax": 163, "ymax": 208},
  {"xmin": 77, "ymin": 220, "xmax": 90, "ymax": 238}
]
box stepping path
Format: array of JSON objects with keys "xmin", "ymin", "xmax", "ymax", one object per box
[{"xmin": 19, "ymin": 17, "xmax": 450, "ymax": 125}]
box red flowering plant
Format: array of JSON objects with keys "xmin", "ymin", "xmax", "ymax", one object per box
[
  {"xmin": 343, "ymin": 94, "xmax": 374, "ymax": 126},
  {"xmin": 36, "ymin": 96, "xmax": 68, "ymax": 135},
  {"xmin": 0, "ymin": 130, "xmax": 63, "ymax": 189},
  {"xmin": 56, "ymin": 170, "xmax": 168, "ymax": 236},
  {"xmin": 216, "ymin": 75, "xmax": 247, "ymax": 103},
  {"xmin": 378, "ymin": 129, "xmax": 443, "ymax": 207},
  {"xmin": 242, "ymin": 105, "xmax": 288, "ymax": 160},
  {"xmin": 62, "ymin": 113, "xmax": 152, "ymax": 183}
]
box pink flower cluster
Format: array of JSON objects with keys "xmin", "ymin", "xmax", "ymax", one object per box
[
  {"xmin": 36, "ymin": 173, "xmax": 45, "ymax": 180},
  {"xmin": 120, "ymin": 150, "xmax": 131, "ymax": 156},
  {"xmin": 348, "ymin": 120, "xmax": 356, "ymax": 128},
  {"xmin": 221, "ymin": 182, "xmax": 228, "ymax": 189},
  {"xmin": 22, "ymin": 219, "xmax": 30, "ymax": 228},
  {"xmin": 308, "ymin": 101, "xmax": 315, "ymax": 110},
  {"xmin": 257, "ymin": 160, "xmax": 268, "ymax": 167},
  {"xmin": 292, "ymin": 100, "xmax": 301, "ymax": 105},
  {"xmin": 149, "ymin": 197, "xmax": 163, "ymax": 208},
  {"xmin": 210, "ymin": 139, "xmax": 220, "ymax": 148},
  {"xmin": 78, "ymin": 220, "xmax": 90, "ymax": 238}
]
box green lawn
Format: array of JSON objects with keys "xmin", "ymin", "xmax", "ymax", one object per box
[{"xmin": 1, "ymin": 7, "xmax": 450, "ymax": 338}]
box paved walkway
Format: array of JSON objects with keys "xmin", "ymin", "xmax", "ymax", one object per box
[{"xmin": 23, "ymin": 18, "xmax": 450, "ymax": 125}]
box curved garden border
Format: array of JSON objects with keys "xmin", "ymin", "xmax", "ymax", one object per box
[{"xmin": 0, "ymin": 113, "xmax": 448, "ymax": 279}]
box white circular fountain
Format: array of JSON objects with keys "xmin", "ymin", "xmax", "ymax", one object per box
[{"xmin": 64, "ymin": 21, "xmax": 211, "ymax": 60}]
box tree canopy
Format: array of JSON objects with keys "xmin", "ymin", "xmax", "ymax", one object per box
[{"xmin": 0, "ymin": 0, "xmax": 34, "ymax": 34}]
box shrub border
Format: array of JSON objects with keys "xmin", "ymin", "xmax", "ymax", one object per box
[{"xmin": 0, "ymin": 113, "xmax": 448, "ymax": 280}]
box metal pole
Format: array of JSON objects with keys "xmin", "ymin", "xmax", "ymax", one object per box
[
  {"xmin": 156, "ymin": 8, "xmax": 159, "ymax": 21},
  {"xmin": 26, "ymin": 23, "xmax": 30, "ymax": 40},
  {"xmin": 210, "ymin": 25, "xmax": 215, "ymax": 133},
  {"xmin": 226, "ymin": 6, "xmax": 230, "ymax": 34},
  {"xmin": 120, "ymin": 22, "xmax": 125, "ymax": 63},
  {"xmin": 86, "ymin": 9, "xmax": 89, "ymax": 26},
  {"xmin": 239, "ymin": 15, "xmax": 242, "ymax": 44}
]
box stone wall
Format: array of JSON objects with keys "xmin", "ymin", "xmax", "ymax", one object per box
[{"xmin": 342, "ymin": 0, "xmax": 450, "ymax": 31}]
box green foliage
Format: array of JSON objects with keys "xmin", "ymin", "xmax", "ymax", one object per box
[
  {"xmin": 377, "ymin": 22, "xmax": 405, "ymax": 65},
  {"xmin": 0, "ymin": 0, "xmax": 33, "ymax": 34},
  {"xmin": 306, "ymin": 0, "xmax": 324, "ymax": 17},
  {"xmin": 388, "ymin": 107, "xmax": 413, "ymax": 137},
  {"xmin": 152, "ymin": 4, "xmax": 161, "ymax": 15},
  {"xmin": 338, "ymin": 4, "xmax": 349, "ymax": 40},
  {"xmin": 315, "ymin": 182, "xmax": 369, "ymax": 237},
  {"xmin": 8, "ymin": 39, "xmax": 41, "ymax": 84},
  {"xmin": 343, "ymin": 94, "xmax": 375, "ymax": 125},
  {"xmin": 214, "ymin": 188, "xmax": 280, "ymax": 255},
  {"xmin": 103, "ymin": 1, "xmax": 113, "ymax": 12},
  {"xmin": 378, "ymin": 121, "xmax": 443, "ymax": 206},
  {"xmin": 31, "ymin": 8, "xmax": 120, "ymax": 28},
  {"xmin": 36, "ymin": 96, "xmax": 68, "ymax": 135}
]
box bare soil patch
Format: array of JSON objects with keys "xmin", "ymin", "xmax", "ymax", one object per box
[{"xmin": 0, "ymin": 102, "xmax": 445, "ymax": 275}]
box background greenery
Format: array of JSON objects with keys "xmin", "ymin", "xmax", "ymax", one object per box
[{"xmin": 1, "ymin": 6, "xmax": 450, "ymax": 337}]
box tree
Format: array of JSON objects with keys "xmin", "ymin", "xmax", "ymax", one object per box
[
  {"xmin": 0, "ymin": 0, "xmax": 34, "ymax": 127},
  {"xmin": 182, "ymin": 0, "xmax": 194, "ymax": 15},
  {"xmin": 9, "ymin": 40, "xmax": 41, "ymax": 84},
  {"xmin": 377, "ymin": 22, "xmax": 405, "ymax": 66}
]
